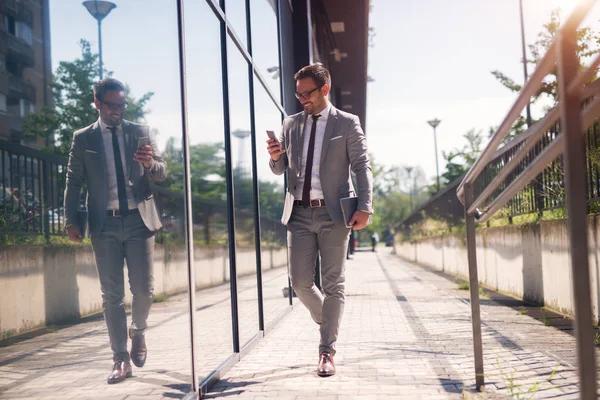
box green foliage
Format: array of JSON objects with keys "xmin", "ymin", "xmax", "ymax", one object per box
[
  {"xmin": 156, "ymin": 138, "xmax": 285, "ymax": 246},
  {"xmin": 23, "ymin": 39, "xmax": 154, "ymax": 156},
  {"xmin": 441, "ymin": 129, "xmax": 484, "ymax": 186},
  {"xmin": 366, "ymin": 154, "xmax": 430, "ymax": 243},
  {"xmin": 492, "ymin": 9, "xmax": 600, "ymax": 107},
  {"xmin": 518, "ymin": 307, "xmax": 528, "ymax": 315},
  {"xmin": 153, "ymin": 294, "xmax": 169, "ymax": 303},
  {"xmin": 0, "ymin": 231, "xmax": 89, "ymax": 246}
]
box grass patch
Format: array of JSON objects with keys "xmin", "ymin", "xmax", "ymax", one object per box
[
  {"xmin": 518, "ymin": 306, "xmax": 528, "ymax": 315},
  {"xmin": 1, "ymin": 329, "xmax": 16, "ymax": 341},
  {"xmin": 493, "ymin": 348, "xmax": 561, "ymax": 399},
  {"xmin": 457, "ymin": 281, "xmax": 485, "ymax": 297},
  {"xmin": 153, "ymin": 294, "xmax": 169, "ymax": 303},
  {"xmin": 540, "ymin": 308, "xmax": 551, "ymax": 326}
]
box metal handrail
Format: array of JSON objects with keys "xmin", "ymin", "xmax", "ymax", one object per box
[
  {"xmin": 485, "ymin": 77, "xmax": 600, "ymax": 164},
  {"xmin": 468, "ymin": 87, "xmax": 600, "ymax": 218},
  {"xmin": 456, "ymin": 1, "xmax": 595, "ymax": 204},
  {"xmin": 454, "ymin": 1, "xmax": 599, "ymax": 397}
]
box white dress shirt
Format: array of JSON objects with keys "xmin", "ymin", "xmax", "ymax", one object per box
[
  {"xmin": 99, "ymin": 118, "xmax": 138, "ymax": 210},
  {"xmin": 293, "ymin": 103, "xmax": 332, "ymax": 200}
]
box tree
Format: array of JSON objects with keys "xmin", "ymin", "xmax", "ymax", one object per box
[
  {"xmin": 492, "ymin": 9, "xmax": 600, "ymax": 108},
  {"xmin": 23, "ymin": 39, "xmax": 154, "ymax": 156},
  {"xmin": 440, "ymin": 129, "xmax": 484, "ymax": 186},
  {"xmin": 364, "ymin": 153, "xmax": 429, "ymax": 242},
  {"xmin": 160, "ymin": 138, "xmax": 285, "ymax": 223}
]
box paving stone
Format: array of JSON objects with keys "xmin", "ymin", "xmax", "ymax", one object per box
[{"xmin": 3, "ymin": 249, "xmax": 600, "ymax": 399}]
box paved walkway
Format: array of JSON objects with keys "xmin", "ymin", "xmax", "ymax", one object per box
[
  {"xmin": 0, "ymin": 266, "xmax": 290, "ymax": 400},
  {"xmin": 207, "ymin": 250, "xmax": 598, "ymax": 399},
  {"xmin": 1, "ymin": 248, "xmax": 599, "ymax": 399}
]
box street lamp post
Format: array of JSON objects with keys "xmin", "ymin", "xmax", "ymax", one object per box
[
  {"xmin": 82, "ymin": 1, "xmax": 116, "ymax": 79},
  {"xmin": 427, "ymin": 118, "xmax": 441, "ymax": 193},
  {"xmin": 519, "ymin": 0, "xmax": 532, "ymax": 127},
  {"xmin": 404, "ymin": 166, "xmax": 414, "ymax": 211}
]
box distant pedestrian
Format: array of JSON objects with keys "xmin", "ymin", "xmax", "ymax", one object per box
[
  {"xmin": 347, "ymin": 230, "xmax": 356, "ymax": 259},
  {"xmin": 371, "ymin": 232, "xmax": 379, "ymax": 252}
]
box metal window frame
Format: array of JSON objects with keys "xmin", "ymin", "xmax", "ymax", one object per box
[
  {"xmin": 175, "ymin": 0, "xmax": 199, "ymax": 396},
  {"xmin": 456, "ymin": 1, "xmax": 599, "ymax": 396},
  {"xmin": 176, "ymin": 0, "xmax": 294, "ymax": 398}
]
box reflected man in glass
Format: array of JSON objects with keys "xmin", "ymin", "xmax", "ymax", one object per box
[
  {"xmin": 64, "ymin": 78, "xmax": 167, "ymax": 384},
  {"xmin": 267, "ymin": 64, "xmax": 373, "ymax": 377}
]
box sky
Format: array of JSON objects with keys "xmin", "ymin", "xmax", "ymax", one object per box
[
  {"xmin": 47, "ymin": 0, "xmax": 600, "ymax": 186},
  {"xmin": 365, "ymin": 0, "xmax": 599, "ymax": 183}
]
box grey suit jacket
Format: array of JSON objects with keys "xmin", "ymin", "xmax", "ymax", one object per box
[
  {"xmin": 64, "ymin": 119, "xmax": 168, "ymax": 236},
  {"xmin": 269, "ymin": 106, "xmax": 373, "ymax": 226}
]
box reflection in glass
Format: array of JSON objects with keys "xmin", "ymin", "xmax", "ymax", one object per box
[
  {"xmin": 227, "ymin": 36, "xmax": 260, "ymax": 349},
  {"xmin": 225, "ymin": 0, "xmax": 248, "ymax": 49},
  {"xmin": 0, "ymin": 0, "xmax": 290, "ymax": 395},
  {"xmin": 252, "ymin": 75, "xmax": 289, "ymax": 329},
  {"xmin": 250, "ymin": 0, "xmax": 281, "ymax": 104},
  {"xmin": 184, "ymin": 0, "xmax": 235, "ymax": 383},
  {"xmin": 0, "ymin": 0, "xmax": 193, "ymax": 397}
]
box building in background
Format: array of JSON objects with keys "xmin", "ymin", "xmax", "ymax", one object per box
[
  {"xmin": 282, "ymin": 0, "xmax": 370, "ymax": 127},
  {"xmin": 0, "ymin": 0, "xmax": 52, "ymax": 148}
]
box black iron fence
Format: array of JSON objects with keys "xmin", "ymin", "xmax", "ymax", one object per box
[
  {"xmin": 398, "ymin": 104, "xmax": 600, "ymax": 236},
  {"xmin": 0, "ymin": 140, "xmax": 67, "ymax": 236},
  {"xmin": 396, "ymin": 177, "xmax": 465, "ymax": 238},
  {"xmin": 0, "ymin": 140, "xmax": 287, "ymax": 246}
]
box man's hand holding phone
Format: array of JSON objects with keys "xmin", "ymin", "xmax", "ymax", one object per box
[
  {"xmin": 134, "ymin": 137, "xmax": 153, "ymax": 168},
  {"xmin": 266, "ymin": 130, "xmax": 285, "ymax": 161}
]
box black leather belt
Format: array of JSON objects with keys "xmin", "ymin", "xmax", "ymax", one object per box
[
  {"xmin": 293, "ymin": 199, "xmax": 326, "ymax": 208},
  {"xmin": 106, "ymin": 209, "xmax": 139, "ymax": 217}
]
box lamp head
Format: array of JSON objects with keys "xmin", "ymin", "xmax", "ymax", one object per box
[
  {"xmin": 82, "ymin": 1, "xmax": 116, "ymax": 22},
  {"xmin": 427, "ymin": 118, "xmax": 441, "ymax": 128}
]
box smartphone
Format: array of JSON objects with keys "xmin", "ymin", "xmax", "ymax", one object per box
[
  {"xmin": 137, "ymin": 137, "xmax": 150, "ymax": 149},
  {"xmin": 266, "ymin": 130, "xmax": 277, "ymax": 140}
]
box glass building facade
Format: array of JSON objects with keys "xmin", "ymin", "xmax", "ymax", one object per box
[{"xmin": 0, "ymin": 0, "xmax": 369, "ymax": 398}]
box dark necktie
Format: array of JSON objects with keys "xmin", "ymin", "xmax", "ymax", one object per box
[
  {"xmin": 109, "ymin": 127, "xmax": 129, "ymax": 213},
  {"xmin": 302, "ymin": 114, "xmax": 321, "ymax": 208}
]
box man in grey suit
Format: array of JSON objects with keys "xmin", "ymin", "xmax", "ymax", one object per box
[
  {"xmin": 267, "ymin": 64, "xmax": 373, "ymax": 377},
  {"xmin": 64, "ymin": 78, "xmax": 167, "ymax": 384}
]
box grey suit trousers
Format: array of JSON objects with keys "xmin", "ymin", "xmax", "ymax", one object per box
[
  {"xmin": 90, "ymin": 211, "xmax": 155, "ymax": 362},
  {"xmin": 287, "ymin": 205, "xmax": 350, "ymax": 356}
]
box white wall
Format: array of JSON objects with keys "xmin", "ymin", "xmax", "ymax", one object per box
[
  {"xmin": 395, "ymin": 216, "xmax": 600, "ymax": 321},
  {"xmin": 0, "ymin": 243, "xmax": 287, "ymax": 335}
]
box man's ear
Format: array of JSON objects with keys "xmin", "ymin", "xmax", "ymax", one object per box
[
  {"xmin": 93, "ymin": 98, "xmax": 101, "ymax": 111},
  {"xmin": 322, "ymin": 84, "xmax": 330, "ymax": 97}
]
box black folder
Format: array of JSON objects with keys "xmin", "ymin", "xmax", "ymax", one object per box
[{"xmin": 340, "ymin": 196, "xmax": 358, "ymax": 228}]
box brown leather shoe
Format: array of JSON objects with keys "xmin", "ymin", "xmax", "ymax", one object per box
[
  {"xmin": 130, "ymin": 334, "xmax": 147, "ymax": 368},
  {"xmin": 107, "ymin": 360, "xmax": 132, "ymax": 384},
  {"xmin": 317, "ymin": 352, "xmax": 335, "ymax": 377}
]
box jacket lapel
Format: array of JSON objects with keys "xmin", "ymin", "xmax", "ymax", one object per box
[
  {"xmin": 88, "ymin": 120, "xmax": 108, "ymax": 184},
  {"xmin": 319, "ymin": 106, "xmax": 338, "ymax": 166}
]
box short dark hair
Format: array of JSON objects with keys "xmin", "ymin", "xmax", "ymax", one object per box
[
  {"xmin": 294, "ymin": 64, "xmax": 331, "ymax": 87},
  {"xmin": 93, "ymin": 78, "xmax": 125, "ymax": 102}
]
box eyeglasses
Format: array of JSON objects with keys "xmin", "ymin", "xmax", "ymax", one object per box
[
  {"xmin": 102, "ymin": 100, "xmax": 128, "ymax": 112},
  {"xmin": 295, "ymin": 85, "xmax": 323, "ymax": 100}
]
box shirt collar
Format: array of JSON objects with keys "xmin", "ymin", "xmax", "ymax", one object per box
[
  {"xmin": 99, "ymin": 118, "xmax": 122, "ymax": 134},
  {"xmin": 308, "ymin": 103, "xmax": 332, "ymax": 122}
]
